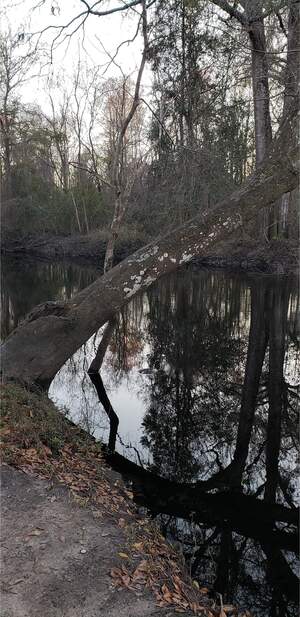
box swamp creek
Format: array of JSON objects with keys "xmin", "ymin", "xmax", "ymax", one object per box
[{"xmin": 1, "ymin": 255, "xmax": 299, "ymax": 616}]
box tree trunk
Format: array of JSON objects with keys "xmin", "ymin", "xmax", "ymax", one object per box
[
  {"xmin": 264, "ymin": 281, "xmax": 289, "ymax": 504},
  {"xmin": 101, "ymin": 443, "xmax": 298, "ymax": 552},
  {"xmin": 103, "ymin": 0, "xmax": 148, "ymax": 272},
  {"xmin": 1, "ymin": 99, "xmax": 13, "ymax": 200},
  {"xmin": 248, "ymin": 18, "xmax": 272, "ymax": 166},
  {"xmin": 228, "ymin": 283, "xmax": 269, "ymax": 486},
  {"xmin": 278, "ymin": 1, "xmax": 300, "ymax": 237},
  {"xmin": 247, "ymin": 3, "xmax": 273, "ymax": 238},
  {"xmin": 103, "ymin": 194, "xmax": 124, "ymax": 273},
  {"xmin": 74, "ymin": 369, "xmax": 299, "ymax": 551},
  {"xmin": 88, "ymin": 372, "xmax": 119, "ymax": 452},
  {"xmin": 1, "ymin": 113, "xmax": 298, "ymax": 389},
  {"xmin": 283, "ymin": 1, "xmax": 300, "ymax": 118}
]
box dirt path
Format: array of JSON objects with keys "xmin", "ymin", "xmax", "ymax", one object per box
[{"xmin": 1, "ymin": 464, "xmax": 182, "ymax": 617}]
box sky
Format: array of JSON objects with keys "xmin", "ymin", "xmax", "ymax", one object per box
[{"xmin": 1, "ymin": 0, "xmax": 153, "ymax": 110}]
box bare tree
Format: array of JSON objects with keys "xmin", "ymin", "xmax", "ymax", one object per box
[
  {"xmin": 103, "ymin": 0, "xmax": 149, "ymax": 273},
  {"xmin": 45, "ymin": 90, "xmax": 71, "ymax": 192},
  {"xmin": 1, "ymin": 103, "xmax": 298, "ymax": 388},
  {"xmin": 0, "ymin": 31, "xmax": 37, "ymax": 199}
]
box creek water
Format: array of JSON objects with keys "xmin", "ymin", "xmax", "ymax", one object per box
[{"xmin": 2, "ymin": 256, "xmax": 299, "ymax": 616}]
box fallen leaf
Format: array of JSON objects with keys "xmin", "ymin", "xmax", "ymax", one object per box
[
  {"xmin": 118, "ymin": 552, "xmax": 129, "ymax": 559},
  {"xmin": 132, "ymin": 542, "xmax": 143, "ymax": 550},
  {"xmin": 190, "ymin": 601, "xmax": 201, "ymax": 613},
  {"xmin": 110, "ymin": 568, "xmax": 123, "ymax": 579},
  {"xmin": 29, "ymin": 528, "xmax": 43, "ymax": 536},
  {"xmin": 0, "ymin": 428, "xmax": 11, "ymax": 436},
  {"xmin": 118, "ymin": 518, "xmax": 126, "ymax": 528}
]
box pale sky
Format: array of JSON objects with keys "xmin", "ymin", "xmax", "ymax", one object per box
[{"xmin": 1, "ymin": 0, "xmax": 153, "ymax": 110}]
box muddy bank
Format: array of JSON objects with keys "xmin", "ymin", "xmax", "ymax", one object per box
[
  {"xmin": 191, "ymin": 238, "xmax": 299, "ymax": 274},
  {"xmin": 1, "ymin": 231, "xmax": 144, "ymax": 266},
  {"xmin": 2, "ymin": 232, "xmax": 298, "ymax": 274}
]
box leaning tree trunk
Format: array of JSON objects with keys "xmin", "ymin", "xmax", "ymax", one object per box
[{"xmin": 1, "ymin": 109, "xmax": 298, "ymax": 389}]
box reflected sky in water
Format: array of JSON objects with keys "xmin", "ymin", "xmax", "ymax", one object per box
[{"xmin": 2, "ymin": 256, "xmax": 299, "ymax": 616}]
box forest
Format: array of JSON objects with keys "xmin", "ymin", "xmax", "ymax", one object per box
[
  {"xmin": 0, "ymin": 2, "xmax": 299, "ymax": 617},
  {"xmin": 1, "ymin": 0, "xmax": 299, "ymax": 253}
]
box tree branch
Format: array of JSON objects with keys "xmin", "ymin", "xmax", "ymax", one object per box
[{"xmin": 212, "ymin": 0, "xmax": 247, "ymax": 25}]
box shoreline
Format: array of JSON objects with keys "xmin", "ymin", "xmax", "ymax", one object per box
[
  {"xmin": 0, "ymin": 383, "xmax": 216, "ymax": 617},
  {"xmin": 1, "ymin": 232, "xmax": 299, "ymax": 275}
]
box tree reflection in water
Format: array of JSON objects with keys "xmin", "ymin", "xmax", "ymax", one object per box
[
  {"xmin": 90, "ymin": 271, "xmax": 299, "ymax": 616},
  {"xmin": 19, "ymin": 266, "xmax": 296, "ymax": 616}
]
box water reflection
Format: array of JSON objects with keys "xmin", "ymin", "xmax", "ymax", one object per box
[
  {"xmin": 1, "ymin": 256, "xmax": 99, "ymax": 340},
  {"xmin": 50, "ymin": 269, "xmax": 299, "ymax": 615},
  {"xmin": 1, "ymin": 258, "xmax": 299, "ymax": 615}
]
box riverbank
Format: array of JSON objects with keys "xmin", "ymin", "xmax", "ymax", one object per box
[
  {"xmin": 1, "ymin": 230, "xmax": 144, "ymax": 266},
  {"xmin": 1, "ymin": 384, "xmax": 227, "ymax": 617},
  {"xmin": 1, "ymin": 230, "xmax": 298, "ymax": 274}
]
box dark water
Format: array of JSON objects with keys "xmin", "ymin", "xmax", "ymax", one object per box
[{"xmin": 2, "ymin": 256, "xmax": 299, "ymax": 616}]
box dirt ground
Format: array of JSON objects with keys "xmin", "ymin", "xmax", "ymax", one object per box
[
  {"xmin": 0, "ymin": 384, "xmax": 213, "ymax": 617},
  {"xmin": 1, "ymin": 464, "xmax": 188, "ymax": 617}
]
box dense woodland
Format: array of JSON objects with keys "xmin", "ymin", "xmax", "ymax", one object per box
[{"xmin": 1, "ymin": 0, "xmax": 299, "ymax": 251}]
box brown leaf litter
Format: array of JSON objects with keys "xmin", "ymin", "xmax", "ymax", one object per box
[{"xmin": 1, "ymin": 384, "xmax": 251, "ymax": 617}]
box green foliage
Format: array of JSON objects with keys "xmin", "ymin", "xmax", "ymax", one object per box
[{"xmin": 4, "ymin": 162, "xmax": 111, "ymax": 235}]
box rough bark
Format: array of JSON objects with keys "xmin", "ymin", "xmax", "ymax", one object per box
[
  {"xmin": 283, "ymin": 1, "xmax": 300, "ymax": 118},
  {"xmin": 1, "ymin": 111, "xmax": 298, "ymax": 389},
  {"xmin": 248, "ymin": 14, "xmax": 273, "ymax": 166},
  {"xmin": 278, "ymin": 1, "xmax": 300, "ymax": 236},
  {"xmin": 246, "ymin": 1, "xmax": 274, "ymax": 238}
]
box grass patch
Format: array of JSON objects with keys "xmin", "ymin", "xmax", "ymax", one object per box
[
  {"xmin": 0, "ymin": 383, "xmax": 77, "ymax": 458},
  {"xmin": 0, "ymin": 383, "xmax": 126, "ymax": 514}
]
